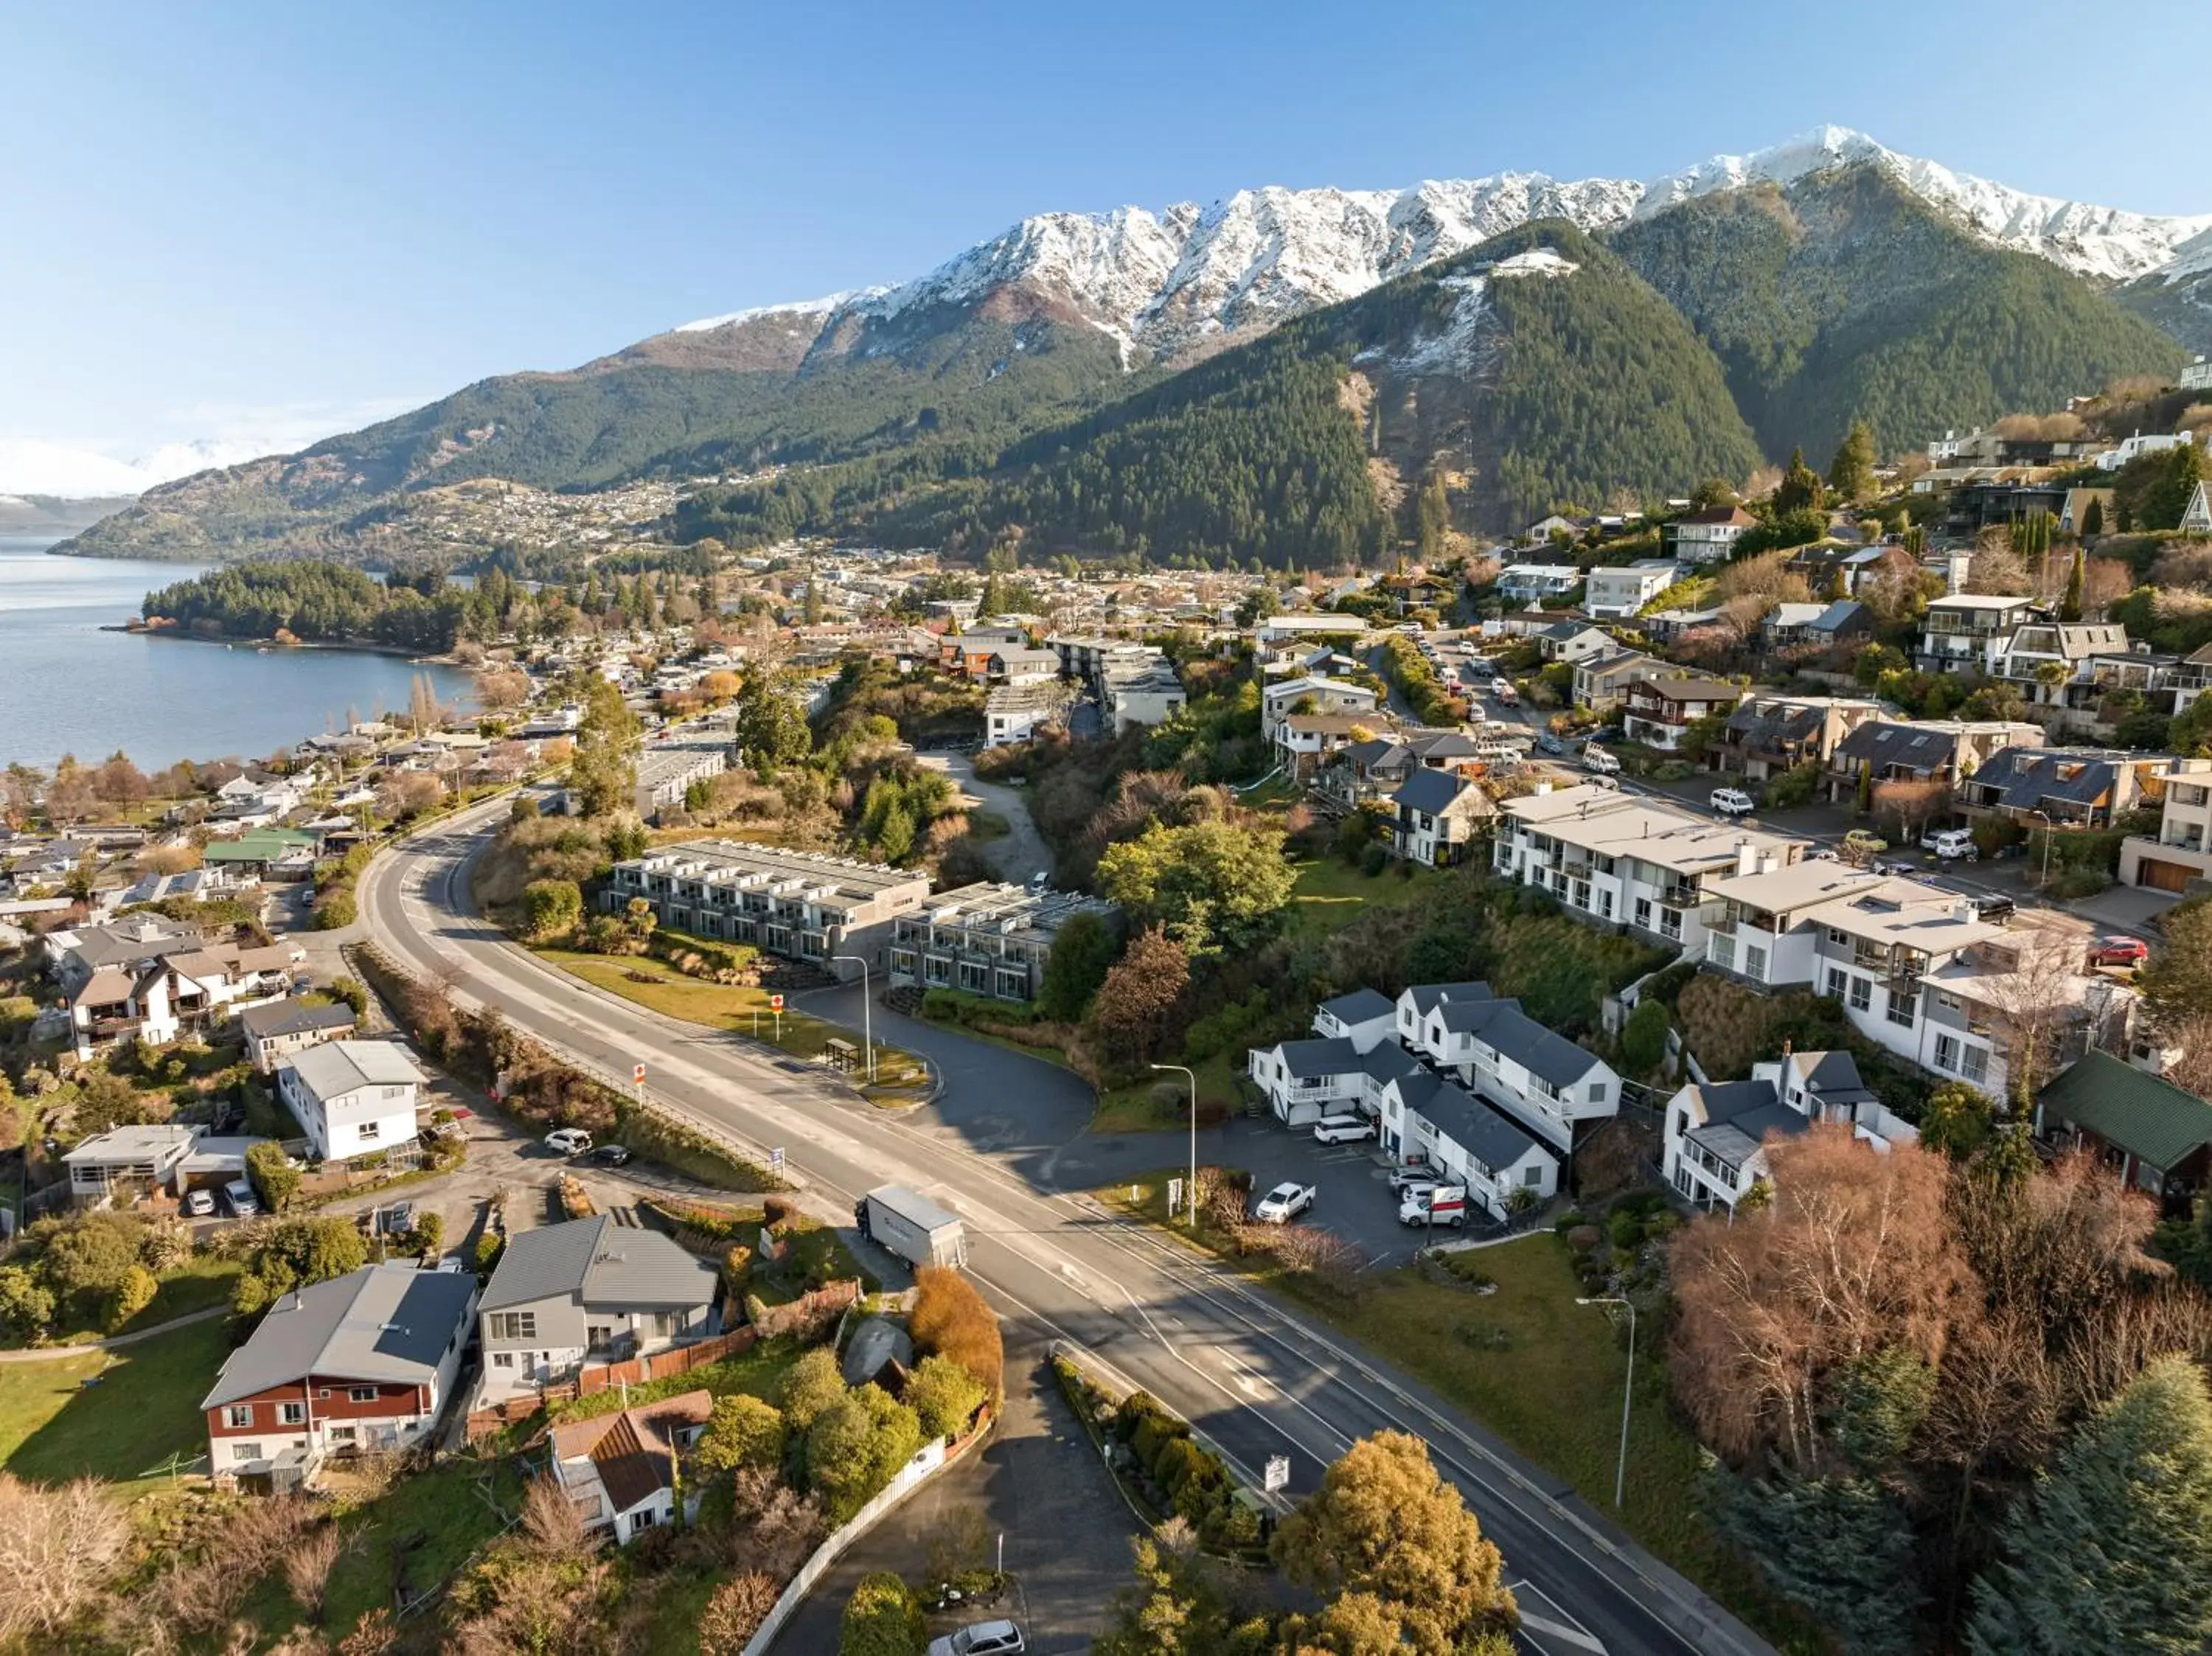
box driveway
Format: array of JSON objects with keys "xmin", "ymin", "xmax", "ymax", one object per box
[
  {"xmin": 918, "ymin": 751, "xmax": 1054, "ymax": 884},
  {"xmin": 769, "ymin": 1330, "xmax": 1138, "ymax": 1655}
]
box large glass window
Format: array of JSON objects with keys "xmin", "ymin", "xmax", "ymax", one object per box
[{"xmin": 1848, "ymin": 976, "xmax": 1873, "ymax": 1012}]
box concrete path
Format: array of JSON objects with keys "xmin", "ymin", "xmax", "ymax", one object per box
[
  {"xmin": 919, "ymin": 751, "xmax": 1055, "ymax": 883},
  {"xmin": 0, "ymin": 1304, "xmax": 227, "ymax": 1363}
]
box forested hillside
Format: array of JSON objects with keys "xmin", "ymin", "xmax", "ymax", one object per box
[
  {"xmin": 142, "ymin": 562, "xmax": 471, "ymax": 651},
  {"xmin": 1614, "ymin": 167, "xmax": 2185, "ymax": 461}
]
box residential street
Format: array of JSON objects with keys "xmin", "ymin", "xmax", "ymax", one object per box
[{"xmin": 357, "ymin": 796, "xmax": 1777, "ymax": 1656}]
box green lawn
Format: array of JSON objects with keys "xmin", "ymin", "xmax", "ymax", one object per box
[
  {"xmin": 319, "ymin": 1457, "xmax": 524, "ymax": 1632},
  {"xmin": 538, "ymin": 947, "xmax": 931, "ymax": 1104},
  {"xmin": 1284, "ymin": 856, "xmax": 1439, "ymax": 938},
  {"xmin": 546, "ymin": 1335, "xmax": 805, "ymax": 1427},
  {"xmin": 0, "ymin": 1317, "xmax": 231, "ymax": 1483},
  {"xmin": 1093, "ymin": 1050, "xmax": 1240, "ymax": 1133}
]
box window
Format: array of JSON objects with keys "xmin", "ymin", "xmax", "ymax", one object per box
[
  {"xmin": 632, "ymin": 1507, "xmax": 660, "ymax": 1531},
  {"xmin": 328, "ymin": 1425, "xmax": 357, "ymax": 1442},
  {"xmin": 1935, "ymin": 1034, "xmax": 1961, "ymax": 1073},
  {"xmin": 1848, "ymin": 976, "xmax": 1872, "ymax": 1012},
  {"xmin": 489, "ymin": 1312, "xmax": 538, "ymax": 1341},
  {"xmin": 349, "ymin": 1386, "xmax": 378, "ymax": 1403},
  {"xmin": 1826, "ymin": 926, "xmax": 1849, "ymax": 947},
  {"xmin": 1710, "ymin": 936, "xmax": 1736, "ymax": 971},
  {"xmin": 358, "ymin": 1119, "xmax": 380, "ymax": 1142},
  {"xmin": 1826, "ymin": 967, "xmax": 1848, "ymax": 999},
  {"xmin": 492, "ymin": 1353, "xmax": 513, "ymax": 1369},
  {"xmin": 1633, "ymin": 897, "xmax": 1652, "ymax": 928},
  {"xmin": 1524, "ymin": 1166, "xmax": 1543, "ymax": 1186},
  {"xmin": 232, "ymin": 1443, "xmax": 263, "ymax": 1462},
  {"xmin": 224, "ymin": 1405, "xmax": 254, "ymax": 1429},
  {"xmin": 1745, "ymin": 944, "xmax": 1768, "ymax": 981},
  {"xmin": 1886, "ymin": 992, "xmax": 1916, "ymax": 1029},
  {"xmin": 279, "ymin": 1402, "xmax": 305, "ymax": 1426},
  {"xmin": 995, "ymin": 969, "xmax": 1027, "ymax": 1000},
  {"xmin": 1587, "ymin": 1082, "xmax": 1607, "ymax": 1104},
  {"xmin": 1959, "ymin": 1046, "xmax": 1989, "ymax": 1084}
]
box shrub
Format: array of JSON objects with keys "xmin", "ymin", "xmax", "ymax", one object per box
[
  {"xmin": 1360, "ymin": 843, "xmax": 1390, "ymax": 877},
  {"xmin": 473, "ymin": 1231, "xmax": 504, "ymax": 1273},
  {"xmin": 779, "ymin": 1346, "xmax": 847, "ymax": 1433},
  {"xmin": 1618, "ymin": 997, "xmax": 1669, "ymax": 1074},
  {"xmin": 807, "ymin": 1385, "xmax": 923, "ymax": 1524},
  {"xmin": 694, "ymin": 1394, "xmax": 786, "ymax": 1478},
  {"xmin": 910, "ymin": 1264, "xmax": 1003, "ymax": 1398},
  {"xmin": 839, "ymin": 1570, "xmax": 924, "ymax": 1656},
  {"xmin": 521, "ymin": 877, "xmax": 584, "ymax": 941},
  {"xmin": 905, "ymin": 1353, "xmax": 987, "ymax": 1441},
  {"xmin": 246, "ymin": 1141, "xmax": 300, "ymax": 1216},
  {"xmin": 106, "ymin": 1264, "xmax": 156, "ymax": 1330}
]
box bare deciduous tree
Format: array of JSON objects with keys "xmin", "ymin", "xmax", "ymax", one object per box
[{"xmin": 0, "ymin": 1475, "xmax": 129, "ymax": 1643}]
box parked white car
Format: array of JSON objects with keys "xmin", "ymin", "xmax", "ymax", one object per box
[
  {"xmin": 1920, "ymin": 827, "xmax": 1978, "ymax": 860},
  {"xmin": 1710, "ymin": 787, "xmax": 1756, "ymax": 817},
  {"xmin": 184, "ymin": 1188, "xmax": 216, "ymax": 1218},
  {"xmin": 928, "ymin": 1621, "xmax": 1026, "ymax": 1656},
  {"xmin": 544, "ymin": 1127, "xmax": 593, "ymax": 1156},
  {"xmin": 1253, "ymin": 1182, "xmax": 1315, "ymax": 1223},
  {"xmin": 1312, "ymin": 1114, "xmax": 1378, "ymax": 1145}
]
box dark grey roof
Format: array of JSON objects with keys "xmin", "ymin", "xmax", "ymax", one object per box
[
  {"xmin": 1833, "ymin": 720, "xmax": 1960, "ymax": 770},
  {"xmin": 1795, "ymin": 1050, "xmax": 1879, "ymax": 1112},
  {"xmin": 1966, "ymin": 746, "xmax": 2129, "ymax": 813},
  {"xmin": 238, "ymin": 1001, "xmax": 357, "ymax": 1040},
  {"xmin": 1264, "ymin": 1037, "xmax": 1361, "ymax": 1079},
  {"xmin": 1402, "ymin": 981, "xmax": 1493, "ymax": 1018},
  {"xmin": 480, "ymin": 1216, "xmax": 718, "ymax": 1314},
  {"xmin": 1472, "ymin": 1003, "xmax": 1603, "ymax": 1088},
  {"xmin": 1393, "ymin": 768, "xmax": 1475, "ymax": 814},
  {"xmin": 1696, "ymin": 1079, "xmax": 1782, "ymax": 1124},
  {"xmin": 202, "ymin": 1263, "xmax": 476, "ymax": 1408},
  {"xmin": 1343, "ymin": 737, "xmax": 1405, "ymax": 770},
  {"xmin": 1808, "ymin": 600, "xmax": 1868, "ymax": 634},
  {"xmin": 1381, "ymin": 1062, "xmax": 1444, "ymax": 1111},
  {"xmin": 1416, "ymin": 1082, "xmax": 1548, "ymax": 1177},
  {"xmin": 1725, "ymin": 701, "xmax": 1823, "ymax": 748},
  {"xmin": 1405, "ymin": 731, "xmax": 1484, "ymax": 761},
  {"xmin": 1319, "ymin": 988, "xmax": 1398, "ymax": 1025}
]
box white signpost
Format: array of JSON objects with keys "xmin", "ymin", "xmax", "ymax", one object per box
[{"xmin": 1265, "ymin": 1455, "xmax": 1291, "ymax": 1493}]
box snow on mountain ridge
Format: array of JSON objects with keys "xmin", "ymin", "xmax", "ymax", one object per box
[{"xmin": 667, "ymin": 128, "xmax": 2206, "ymax": 361}]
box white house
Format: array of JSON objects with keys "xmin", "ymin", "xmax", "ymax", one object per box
[
  {"xmin": 1394, "ymin": 981, "xmax": 1620, "ymax": 1153},
  {"xmin": 1260, "ymin": 675, "xmax": 1381, "ymax": 740},
  {"xmin": 277, "ymin": 1040, "xmax": 423, "ymax": 1164},
  {"xmin": 549, "ymin": 1390, "xmax": 714, "ymax": 1543},
  {"xmin": 1916, "ymin": 594, "xmax": 2037, "ymax": 673},
  {"xmin": 1661, "ymin": 1050, "xmax": 1915, "ymax": 1212},
  {"xmin": 1663, "ymin": 506, "xmax": 1757, "ymax": 564},
  {"xmin": 1254, "ymin": 614, "xmax": 1368, "ymax": 645},
  {"xmin": 2183, "ymin": 479, "xmax": 2212, "ymax": 537},
  {"xmin": 2182, "ymin": 355, "xmax": 2212, "ymax": 393},
  {"xmin": 984, "ymin": 682, "xmax": 1064, "ymax": 748},
  {"xmin": 1534, "ymin": 622, "xmax": 1615, "ymax": 664},
  {"xmin": 1584, "ymin": 560, "xmax": 1684, "ymax": 620},
  {"xmin": 1495, "ymin": 565, "xmax": 1583, "ymax": 605}
]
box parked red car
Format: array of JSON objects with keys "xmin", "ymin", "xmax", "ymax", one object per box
[{"xmin": 2087, "ymin": 936, "xmax": 2149, "ymax": 968}]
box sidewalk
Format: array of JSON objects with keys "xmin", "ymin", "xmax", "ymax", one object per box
[{"xmin": 0, "ymin": 1304, "xmax": 227, "ymax": 1363}]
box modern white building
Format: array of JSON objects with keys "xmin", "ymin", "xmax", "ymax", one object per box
[
  {"xmin": 1491, "ymin": 783, "xmax": 1806, "ymax": 951},
  {"xmin": 1261, "ymin": 675, "xmax": 1381, "ymax": 740},
  {"xmin": 1495, "ymin": 565, "xmax": 1583, "ymax": 605},
  {"xmin": 1916, "ymin": 594, "xmax": 2037, "ymax": 673},
  {"xmin": 984, "ymin": 681, "xmax": 1065, "ymax": 748},
  {"xmin": 1583, "ymin": 560, "xmax": 1684, "ymax": 620},
  {"xmin": 2120, "ymin": 756, "xmax": 2212, "ymax": 894},
  {"xmin": 1393, "ymin": 981, "xmax": 1620, "ymax": 1153},
  {"xmin": 276, "ymin": 1040, "xmax": 424, "ymax": 1164},
  {"xmin": 1663, "ymin": 506, "xmax": 1757, "ymax": 564}
]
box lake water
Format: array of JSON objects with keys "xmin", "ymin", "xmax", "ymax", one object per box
[{"xmin": 0, "ymin": 536, "xmax": 474, "ymax": 770}]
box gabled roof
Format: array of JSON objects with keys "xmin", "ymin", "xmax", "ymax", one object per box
[
  {"xmin": 1262, "ymin": 1037, "xmax": 1362, "ymax": 1078},
  {"xmin": 239, "ymin": 1000, "xmax": 358, "ymax": 1040},
  {"xmin": 202, "ymin": 1263, "xmax": 476, "ymax": 1408},
  {"xmin": 1965, "ymin": 746, "xmax": 2129, "ymax": 812},
  {"xmin": 480, "ymin": 1215, "xmax": 722, "ymax": 1313},
  {"xmin": 552, "ymin": 1390, "xmax": 714, "ymax": 1515},
  {"xmin": 2039, "ymin": 1050, "xmax": 2212, "ymax": 1172},
  {"xmin": 1318, "ymin": 988, "xmax": 1397, "ymax": 1026},
  {"xmin": 1417, "ymin": 1082, "xmax": 1546, "ymax": 1176},
  {"xmin": 1392, "ymin": 768, "xmax": 1481, "ymax": 815},
  {"xmin": 1808, "ymin": 599, "xmax": 1868, "ymax": 633},
  {"xmin": 1401, "ymin": 981, "xmax": 1493, "ymax": 1019}
]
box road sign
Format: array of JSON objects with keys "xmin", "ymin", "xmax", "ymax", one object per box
[
  {"xmin": 769, "ymin": 1147, "xmax": 785, "ymax": 1172},
  {"xmin": 768, "ymin": 993, "xmax": 785, "ymax": 1012},
  {"xmin": 1265, "ymin": 1455, "xmax": 1291, "ymax": 1492},
  {"xmin": 1166, "ymin": 1177, "xmax": 1183, "ymax": 1217},
  {"xmin": 633, "ymin": 1062, "xmax": 647, "ymax": 1085}
]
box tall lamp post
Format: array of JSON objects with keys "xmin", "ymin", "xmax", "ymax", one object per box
[
  {"xmin": 1576, "ymin": 1295, "xmax": 1637, "ymax": 1509},
  {"xmin": 830, "ymin": 955, "xmax": 874, "ymax": 1082},
  {"xmin": 1150, "ymin": 1063, "xmax": 1198, "ymax": 1229},
  {"xmin": 2025, "ymin": 807, "xmax": 2059, "ymax": 891}
]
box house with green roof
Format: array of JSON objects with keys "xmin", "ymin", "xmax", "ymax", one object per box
[
  {"xmin": 2034, "ymin": 1049, "xmax": 2212, "ymax": 1213},
  {"xmin": 201, "ymin": 827, "xmax": 321, "ymax": 880}
]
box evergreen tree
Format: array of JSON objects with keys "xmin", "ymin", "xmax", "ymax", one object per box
[
  {"xmin": 1966, "ymin": 1356, "xmax": 2212, "ymax": 1656},
  {"xmin": 2082, "ymin": 495, "xmax": 2105, "ymax": 538},
  {"xmin": 1775, "ymin": 448, "xmax": 1826, "ymax": 515},
  {"xmin": 1414, "ymin": 473, "xmax": 1451, "ymax": 562},
  {"xmin": 1711, "ymin": 1467, "xmax": 1921, "ymax": 1655},
  {"xmin": 2059, "ymin": 546, "xmax": 2085, "ymax": 623},
  {"xmin": 2142, "ymin": 442, "xmax": 2206, "ymax": 532},
  {"xmin": 1826, "ymin": 419, "xmax": 1879, "ymax": 501}
]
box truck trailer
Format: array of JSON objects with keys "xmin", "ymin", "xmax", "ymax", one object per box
[{"xmin": 855, "ymin": 1184, "xmax": 968, "ymax": 1270}]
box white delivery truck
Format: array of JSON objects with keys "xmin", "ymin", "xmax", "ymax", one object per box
[{"xmin": 855, "ymin": 1184, "xmax": 969, "ymax": 1270}]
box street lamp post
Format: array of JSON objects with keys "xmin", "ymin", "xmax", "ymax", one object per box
[
  {"xmin": 1150, "ymin": 1063, "xmax": 1198, "ymax": 1228},
  {"xmin": 830, "ymin": 955, "xmax": 874, "ymax": 1082},
  {"xmin": 2026, "ymin": 808, "xmax": 2058, "ymax": 891},
  {"xmin": 1576, "ymin": 1295, "xmax": 1637, "ymax": 1509}
]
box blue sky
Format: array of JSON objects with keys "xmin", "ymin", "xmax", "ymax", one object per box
[{"xmin": 4, "ymin": 0, "xmax": 2208, "ymax": 493}]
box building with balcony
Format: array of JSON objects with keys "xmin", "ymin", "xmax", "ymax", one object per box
[
  {"xmin": 1916, "ymin": 594, "xmax": 2037, "ymax": 672},
  {"xmin": 1711, "ymin": 695, "xmax": 1886, "ymax": 782},
  {"xmin": 2120, "ymin": 757, "xmax": 2212, "ymax": 893},
  {"xmin": 1821, "ymin": 718, "xmax": 2046, "ymax": 804},
  {"xmin": 1393, "ymin": 981, "xmax": 1620, "ymax": 1154},
  {"xmin": 1662, "ymin": 1049, "xmax": 1913, "ymax": 1213},
  {"xmin": 1261, "ymin": 675, "xmax": 1381, "ymax": 740},
  {"xmin": 1495, "ymin": 565, "xmax": 1584, "ymax": 605},
  {"xmin": 633, "ymin": 734, "xmax": 731, "ymax": 823},
  {"xmin": 1389, "ymin": 768, "xmax": 1494, "ymax": 867},
  {"xmin": 1994, "ymin": 622, "xmax": 2134, "ymax": 721},
  {"xmin": 1492, "ymin": 783, "xmax": 1806, "ymax": 951},
  {"xmin": 1956, "ymin": 745, "xmax": 2162, "ymax": 829},
  {"xmin": 1571, "ymin": 650, "xmax": 1672, "ymax": 711},
  {"xmin": 608, "ymin": 842, "xmax": 933, "ymax": 979},
  {"xmin": 1663, "ymin": 505, "xmax": 1757, "ymax": 564},
  {"xmin": 984, "ymin": 681, "xmax": 1067, "ymax": 748},
  {"xmin": 886, "ymin": 883, "xmax": 1119, "ymax": 1003},
  {"xmin": 1620, "ymin": 676, "xmax": 1740, "ymax": 751},
  {"xmin": 1584, "ymin": 560, "xmax": 1684, "ymax": 620}
]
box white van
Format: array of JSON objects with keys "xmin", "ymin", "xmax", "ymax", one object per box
[
  {"xmin": 1920, "ymin": 827, "xmax": 1978, "ymax": 861},
  {"xmin": 1582, "ymin": 745, "xmax": 1622, "ymax": 776}
]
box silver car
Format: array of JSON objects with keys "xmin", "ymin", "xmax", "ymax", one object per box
[{"xmin": 928, "ymin": 1621, "xmax": 1025, "ymax": 1656}]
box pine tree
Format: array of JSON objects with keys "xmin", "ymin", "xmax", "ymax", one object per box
[
  {"xmin": 1414, "ymin": 474, "xmax": 1451, "ymax": 562},
  {"xmin": 2059, "ymin": 546, "xmax": 2085, "ymax": 622},
  {"xmin": 1775, "ymin": 448, "xmax": 1826, "ymax": 515},
  {"xmin": 1826, "ymin": 420, "xmax": 1878, "ymax": 501},
  {"xmin": 1711, "ymin": 1467, "xmax": 1921, "ymax": 1656},
  {"xmin": 1966, "ymin": 1355, "xmax": 2212, "ymax": 1656},
  {"xmin": 2081, "ymin": 496, "xmax": 2105, "ymax": 539}
]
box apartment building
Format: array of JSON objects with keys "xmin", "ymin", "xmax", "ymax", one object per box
[
  {"xmin": 1492, "ymin": 783, "xmax": 1806, "ymax": 951},
  {"xmin": 1261, "ymin": 675, "xmax": 1381, "ymax": 740},
  {"xmin": 1495, "ymin": 565, "xmax": 1584, "ymax": 605},
  {"xmin": 886, "ymin": 882, "xmax": 1119, "ymax": 1002},
  {"xmin": 633, "ymin": 734, "xmax": 731, "ymax": 823},
  {"xmin": 1916, "ymin": 594, "xmax": 2037, "ymax": 672},
  {"xmin": 2119, "ymin": 757, "xmax": 2212, "ymax": 893},
  {"xmin": 1662, "ymin": 1049, "xmax": 1914, "ymax": 1213},
  {"xmin": 1572, "ymin": 652, "xmax": 1671, "ymax": 711},
  {"xmin": 608, "ymin": 842, "xmax": 932, "ymax": 978}
]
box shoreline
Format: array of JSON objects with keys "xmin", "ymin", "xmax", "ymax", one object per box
[{"xmin": 100, "ymin": 621, "xmax": 469, "ymax": 667}]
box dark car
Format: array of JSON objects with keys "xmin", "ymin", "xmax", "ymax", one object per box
[
  {"xmin": 1536, "ymin": 733, "xmax": 1565, "ymax": 756},
  {"xmin": 591, "ymin": 1144, "xmax": 633, "ymax": 1166}
]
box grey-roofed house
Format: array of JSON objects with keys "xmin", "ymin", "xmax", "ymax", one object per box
[
  {"xmin": 203, "ymin": 1262, "xmax": 478, "ymax": 1491},
  {"xmin": 1956, "ymin": 745, "xmax": 2163, "ymax": 829},
  {"xmin": 1821, "ymin": 718, "xmax": 2045, "ymax": 804},
  {"xmin": 276, "ymin": 1040, "xmax": 423, "ymax": 1164},
  {"xmin": 1397, "ymin": 982, "xmax": 1620, "ymax": 1152},
  {"xmin": 239, "ymin": 998, "xmax": 358, "ymax": 1074},
  {"xmin": 1712, "ymin": 695, "xmax": 1885, "ymax": 781},
  {"xmin": 1391, "ymin": 767, "xmax": 1494, "ymax": 867},
  {"xmin": 1662, "ymin": 1048, "xmax": 1910, "ymax": 1212},
  {"xmin": 1387, "ymin": 1078, "xmax": 1558, "ymax": 1220},
  {"xmin": 476, "ymin": 1215, "xmax": 720, "ymax": 1405},
  {"xmin": 1312, "ymin": 988, "xmax": 1398, "ymax": 1048}
]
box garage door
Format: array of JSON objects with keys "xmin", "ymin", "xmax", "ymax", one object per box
[{"xmin": 2138, "ymin": 857, "xmax": 2193, "ymax": 893}]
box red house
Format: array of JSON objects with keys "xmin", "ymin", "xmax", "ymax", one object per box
[{"xmin": 201, "ymin": 1262, "xmax": 478, "ymax": 1492}]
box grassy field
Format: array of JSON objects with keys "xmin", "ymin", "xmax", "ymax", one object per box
[
  {"xmin": 546, "ymin": 1334, "xmax": 805, "ymax": 1427},
  {"xmin": 1099, "ymin": 1173, "xmax": 1807, "ymax": 1647},
  {"xmin": 1284, "ymin": 856, "xmax": 1438, "ymax": 938},
  {"xmin": 0, "ymin": 1317, "xmax": 231, "ymax": 1483},
  {"xmin": 538, "ymin": 947, "xmax": 931, "ymax": 1104},
  {"xmin": 1092, "ymin": 1050, "xmax": 1241, "ymax": 1133},
  {"xmin": 319, "ymin": 1456, "xmax": 524, "ymax": 1632}
]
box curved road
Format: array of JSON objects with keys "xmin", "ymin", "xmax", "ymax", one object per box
[{"xmin": 359, "ymin": 797, "xmax": 1772, "ymax": 1656}]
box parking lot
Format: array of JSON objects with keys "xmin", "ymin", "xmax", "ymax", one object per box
[{"xmin": 1209, "ymin": 1111, "xmax": 1466, "ymax": 1269}]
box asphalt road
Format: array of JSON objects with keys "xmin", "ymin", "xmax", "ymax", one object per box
[{"xmin": 358, "ymin": 796, "xmax": 1775, "ymax": 1656}]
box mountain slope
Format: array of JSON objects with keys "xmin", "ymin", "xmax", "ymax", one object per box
[
  {"xmin": 50, "ymin": 127, "xmax": 2212, "ymax": 565},
  {"xmin": 1613, "ymin": 166, "xmax": 2186, "ymax": 461}
]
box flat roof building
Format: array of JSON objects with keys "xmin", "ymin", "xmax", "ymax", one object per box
[{"xmin": 888, "ymin": 881, "xmax": 1120, "ymax": 1003}]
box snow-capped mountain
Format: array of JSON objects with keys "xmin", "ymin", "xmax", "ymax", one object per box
[{"xmin": 669, "ymin": 126, "xmax": 2211, "ymax": 365}]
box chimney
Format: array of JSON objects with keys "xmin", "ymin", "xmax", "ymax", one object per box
[
  {"xmin": 1759, "ymin": 853, "xmax": 1778, "ymax": 876},
  {"xmin": 1736, "ymin": 840, "xmax": 1758, "ymax": 877}
]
